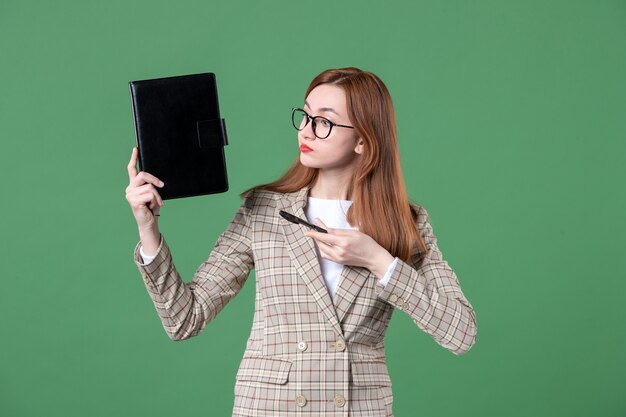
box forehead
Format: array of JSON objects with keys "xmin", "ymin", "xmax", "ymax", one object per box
[{"xmin": 305, "ymin": 84, "xmax": 347, "ymax": 115}]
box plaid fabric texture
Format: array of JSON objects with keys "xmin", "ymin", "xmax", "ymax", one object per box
[{"xmin": 133, "ymin": 186, "xmax": 477, "ymax": 416}]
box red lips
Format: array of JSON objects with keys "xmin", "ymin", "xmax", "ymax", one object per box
[{"xmin": 300, "ymin": 144, "xmax": 313, "ymax": 152}]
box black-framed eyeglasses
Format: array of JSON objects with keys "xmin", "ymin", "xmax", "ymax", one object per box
[{"xmin": 291, "ymin": 107, "xmax": 354, "ymax": 139}]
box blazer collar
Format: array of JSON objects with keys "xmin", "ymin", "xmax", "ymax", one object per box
[{"xmin": 290, "ymin": 186, "xmax": 310, "ymax": 215}]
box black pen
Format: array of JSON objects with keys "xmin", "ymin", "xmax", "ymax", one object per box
[{"xmin": 279, "ymin": 210, "xmax": 328, "ymax": 233}]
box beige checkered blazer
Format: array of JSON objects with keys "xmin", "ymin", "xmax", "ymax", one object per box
[{"xmin": 133, "ymin": 186, "xmax": 476, "ymax": 416}]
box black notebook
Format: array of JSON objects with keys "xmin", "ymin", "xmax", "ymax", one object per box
[{"xmin": 129, "ymin": 72, "xmax": 229, "ymax": 200}]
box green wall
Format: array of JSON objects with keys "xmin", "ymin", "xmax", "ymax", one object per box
[{"xmin": 1, "ymin": 1, "xmax": 624, "ymax": 416}]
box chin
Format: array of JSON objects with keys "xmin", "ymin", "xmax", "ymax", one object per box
[{"xmin": 299, "ymin": 153, "xmax": 321, "ymax": 168}]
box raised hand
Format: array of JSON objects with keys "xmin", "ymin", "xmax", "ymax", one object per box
[{"xmin": 125, "ymin": 147, "xmax": 165, "ymax": 231}]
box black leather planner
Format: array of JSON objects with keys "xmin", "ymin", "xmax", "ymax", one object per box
[{"xmin": 129, "ymin": 72, "xmax": 229, "ymax": 200}]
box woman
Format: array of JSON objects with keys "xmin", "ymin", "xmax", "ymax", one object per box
[{"xmin": 125, "ymin": 67, "xmax": 476, "ymax": 416}]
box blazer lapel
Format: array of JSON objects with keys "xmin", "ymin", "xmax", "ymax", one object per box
[
  {"xmin": 332, "ymin": 265, "xmax": 371, "ymax": 324},
  {"xmin": 278, "ymin": 187, "xmax": 344, "ymax": 337}
]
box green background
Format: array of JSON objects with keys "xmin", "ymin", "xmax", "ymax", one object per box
[{"xmin": 1, "ymin": 0, "xmax": 624, "ymax": 416}]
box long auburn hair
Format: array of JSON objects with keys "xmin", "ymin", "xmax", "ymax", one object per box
[{"xmin": 242, "ymin": 67, "xmax": 428, "ymax": 262}]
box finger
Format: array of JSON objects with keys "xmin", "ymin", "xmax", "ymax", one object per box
[
  {"xmin": 135, "ymin": 184, "xmax": 164, "ymax": 206},
  {"xmin": 130, "ymin": 171, "xmax": 165, "ymax": 188},
  {"xmin": 314, "ymin": 218, "xmax": 347, "ymax": 236},
  {"xmin": 132, "ymin": 190, "xmax": 159, "ymax": 210},
  {"xmin": 133, "ymin": 171, "xmax": 164, "ymax": 187},
  {"xmin": 141, "ymin": 183, "xmax": 164, "ymax": 206},
  {"xmin": 127, "ymin": 147, "xmax": 139, "ymax": 180},
  {"xmin": 315, "ymin": 218, "xmax": 330, "ymax": 230},
  {"xmin": 146, "ymin": 188, "xmax": 164, "ymax": 208},
  {"xmin": 316, "ymin": 243, "xmax": 339, "ymax": 261},
  {"xmin": 129, "ymin": 188, "xmax": 163, "ymax": 213},
  {"xmin": 142, "ymin": 191, "xmax": 162, "ymax": 211},
  {"xmin": 305, "ymin": 230, "xmax": 339, "ymax": 246}
]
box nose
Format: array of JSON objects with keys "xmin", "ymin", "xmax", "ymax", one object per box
[{"xmin": 300, "ymin": 118, "xmax": 316, "ymax": 141}]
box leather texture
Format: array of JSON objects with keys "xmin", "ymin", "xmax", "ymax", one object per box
[{"xmin": 129, "ymin": 72, "xmax": 228, "ymax": 200}]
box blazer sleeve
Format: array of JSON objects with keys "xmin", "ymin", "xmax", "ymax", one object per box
[
  {"xmin": 132, "ymin": 194, "xmax": 255, "ymax": 341},
  {"xmin": 375, "ymin": 206, "xmax": 477, "ymax": 355}
]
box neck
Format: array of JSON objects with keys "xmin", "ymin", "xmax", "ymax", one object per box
[{"xmin": 309, "ymin": 167, "xmax": 354, "ymax": 200}]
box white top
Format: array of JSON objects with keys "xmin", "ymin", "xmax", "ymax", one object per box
[
  {"xmin": 139, "ymin": 197, "xmax": 398, "ymax": 298},
  {"xmin": 304, "ymin": 197, "xmax": 396, "ymax": 297},
  {"xmin": 306, "ymin": 197, "xmax": 355, "ymax": 296}
]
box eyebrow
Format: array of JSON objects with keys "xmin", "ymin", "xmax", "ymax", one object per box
[{"xmin": 304, "ymin": 100, "xmax": 340, "ymax": 116}]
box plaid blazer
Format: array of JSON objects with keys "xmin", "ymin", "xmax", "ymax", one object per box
[{"xmin": 133, "ymin": 186, "xmax": 477, "ymax": 416}]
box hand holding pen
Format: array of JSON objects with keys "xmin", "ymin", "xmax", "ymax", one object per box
[{"xmin": 279, "ymin": 210, "xmax": 395, "ymax": 278}]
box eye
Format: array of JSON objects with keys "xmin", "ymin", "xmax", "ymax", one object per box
[{"xmin": 319, "ymin": 118, "xmax": 332, "ymax": 127}]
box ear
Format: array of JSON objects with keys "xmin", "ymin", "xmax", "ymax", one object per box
[{"xmin": 354, "ymin": 137, "xmax": 364, "ymax": 155}]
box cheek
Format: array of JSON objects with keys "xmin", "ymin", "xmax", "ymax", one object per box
[{"xmin": 335, "ymin": 141, "xmax": 359, "ymax": 158}]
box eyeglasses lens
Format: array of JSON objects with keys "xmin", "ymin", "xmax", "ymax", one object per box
[
  {"xmin": 291, "ymin": 109, "xmax": 332, "ymax": 139},
  {"xmin": 313, "ymin": 118, "xmax": 331, "ymax": 138},
  {"xmin": 292, "ymin": 109, "xmax": 307, "ymax": 131}
]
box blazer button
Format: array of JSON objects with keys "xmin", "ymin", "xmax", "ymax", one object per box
[
  {"xmin": 397, "ymin": 298, "xmax": 405, "ymax": 310},
  {"xmin": 296, "ymin": 395, "xmax": 307, "ymax": 407},
  {"xmin": 389, "ymin": 293, "xmax": 398, "ymax": 303},
  {"xmin": 334, "ymin": 394, "xmax": 346, "ymax": 408},
  {"xmin": 335, "ymin": 339, "xmax": 346, "ymax": 352},
  {"xmin": 297, "ymin": 341, "xmax": 308, "ymax": 352}
]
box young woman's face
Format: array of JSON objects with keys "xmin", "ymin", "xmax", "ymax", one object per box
[{"xmin": 298, "ymin": 84, "xmax": 363, "ymax": 171}]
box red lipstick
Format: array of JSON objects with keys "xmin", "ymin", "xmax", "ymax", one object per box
[{"xmin": 300, "ymin": 144, "xmax": 313, "ymax": 152}]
